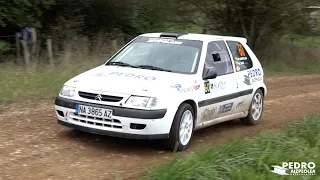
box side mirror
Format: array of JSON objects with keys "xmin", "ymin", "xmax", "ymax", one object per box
[
  {"xmin": 203, "ymin": 67, "xmax": 217, "ymax": 80},
  {"xmin": 212, "ymin": 53, "xmax": 221, "ymax": 62}
]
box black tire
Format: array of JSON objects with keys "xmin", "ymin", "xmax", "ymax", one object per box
[
  {"xmin": 241, "ymin": 89, "xmax": 264, "ymax": 125},
  {"xmin": 167, "ymin": 103, "xmax": 195, "ymax": 152}
]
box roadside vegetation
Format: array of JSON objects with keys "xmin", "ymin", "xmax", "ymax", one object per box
[
  {"xmin": 1, "ymin": 34, "xmax": 320, "ymax": 108},
  {"xmin": 0, "ymin": 62, "xmax": 98, "ymax": 105},
  {"xmin": 142, "ymin": 114, "xmax": 320, "ymax": 180},
  {"xmin": 259, "ymin": 35, "xmax": 320, "ymax": 76},
  {"xmin": 0, "ymin": 1, "xmax": 319, "ymax": 179},
  {"xmin": 1, "ymin": 0, "xmax": 319, "ymax": 107}
]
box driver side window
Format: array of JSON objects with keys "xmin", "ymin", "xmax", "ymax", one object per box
[{"xmin": 204, "ymin": 41, "xmax": 234, "ymax": 76}]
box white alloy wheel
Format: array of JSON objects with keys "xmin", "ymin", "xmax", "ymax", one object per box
[
  {"xmin": 240, "ymin": 89, "xmax": 264, "ymax": 125},
  {"xmin": 179, "ymin": 110, "xmax": 194, "ymax": 146},
  {"xmin": 167, "ymin": 103, "xmax": 195, "ymax": 152},
  {"xmin": 251, "ymin": 93, "xmax": 263, "ymax": 121}
]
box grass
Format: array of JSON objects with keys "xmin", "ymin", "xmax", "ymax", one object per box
[
  {"xmin": 262, "ymin": 59, "xmax": 320, "ymax": 77},
  {"xmin": 142, "ymin": 114, "xmax": 320, "ymax": 180},
  {"xmin": 0, "ymin": 61, "xmax": 102, "ymax": 108},
  {"xmin": 261, "ymin": 34, "xmax": 320, "ymax": 76},
  {"xmin": 282, "ymin": 34, "xmax": 320, "ymax": 48}
]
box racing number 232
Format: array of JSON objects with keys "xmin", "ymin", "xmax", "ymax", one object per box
[
  {"xmin": 237, "ymin": 43, "xmax": 246, "ymax": 57},
  {"xmin": 204, "ymin": 81, "xmax": 211, "ymax": 94}
]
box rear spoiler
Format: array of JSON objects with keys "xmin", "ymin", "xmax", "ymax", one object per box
[{"xmin": 238, "ymin": 37, "xmax": 248, "ymax": 44}]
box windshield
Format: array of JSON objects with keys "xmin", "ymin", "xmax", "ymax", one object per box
[{"xmin": 106, "ymin": 36, "xmax": 203, "ymax": 74}]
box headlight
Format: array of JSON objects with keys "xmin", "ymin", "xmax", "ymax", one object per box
[
  {"xmin": 126, "ymin": 96, "xmax": 158, "ymax": 108},
  {"xmin": 59, "ymin": 85, "xmax": 76, "ymax": 97}
]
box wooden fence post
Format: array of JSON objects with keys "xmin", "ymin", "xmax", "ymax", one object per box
[
  {"xmin": 30, "ymin": 28, "xmax": 37, "ymax": 63},
  {"xmin": 21, "ymin": 29, "xmax": 30, "ymax": 66},
  {"xmin": 47, "ymin": 39, "xmax": 53, "ymax": 65},
  {"xmin": 15, "ymin": 33, "xmax": 21, "ymax": 64}
]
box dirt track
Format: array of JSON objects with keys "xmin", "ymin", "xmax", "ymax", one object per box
[{"xmin": 1, "ymin": 74, "xmax": 320, "ymax": 180}]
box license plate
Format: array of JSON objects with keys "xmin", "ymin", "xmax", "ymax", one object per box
[{"xmin": 75, "ymin": 104, "xmax": 113, "ymax": 119}]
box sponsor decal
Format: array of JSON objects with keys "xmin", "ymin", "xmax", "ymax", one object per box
[
  {"xmin": 218, "ymin": 102, "xmax": 234, "ymax": 114},
  {"xmin": 179, "ymin": 87, "xmax": 194, "ymax": 93},
  {"xmin": 204, "ymin": 81, "xmax": 211, "ymax": 94},
  {"xmin": 65, "ymin": 111, "xmax": 68, "ymax": 121},
  {"xmin": 202, "ymin": 107, "xmax": 217, "ymax": 121},
  {"xmin": 235, "ymin": 57, "xmax": 248, "ymax": 61},
  {"xmin": 252, "ymin": 76, "xmax": 262, "ymax": 83},
  {"xmin": 234, "ymin": 58, "xmax": 240, "ymax": 72},
  {"xmin": 170, "ymin": 84, "xmax": 182, "ymax": 89},
  {"xmin": 170, "ymin": 82, "xmax": 200, "ymax": 93},
  {"xmin": 211, "ymin": 81, "xmax": 226, "ymax": 90},
  {"xmin": 236, "ymin": 65, "xmax": 241, "ymax": 72},
  {"xmin": 93, "ymin": 72, "xmax": 108, "ymax": 77},
  {"xmin": 147, "ymin": 38, "xmax": 183, "ymax": 45},
  {"xmin": 235, "ymin": 101, "xmax": 244, "ymax": 108},
  {"xmin": 243, "ymin": 75, "xmax": 251, "ymax": 85},
  {"xmin": 193, "ymin": 81, "xmax": 200, "ymax": 90},
  {"xmin": 109, "ymin": 72, "xmax": 156, "ymax": 81},
  {"xmin": 271, "ymin": 162, "xmax": 316, "ymax": 176},
  {"xmin": 244, "ymin": 68, "xmax": 263, "ymax": 85},
  {"xmin": 247, "ymin": 68, "xmax": 262, "ymax": 78}
]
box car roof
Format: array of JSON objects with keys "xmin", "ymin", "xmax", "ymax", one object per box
[{"xmin": 140, "ymin": 32, "xmax": 247, "ymax": 44}]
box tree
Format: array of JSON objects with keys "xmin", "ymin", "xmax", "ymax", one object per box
[
  {"xmin": 0, "ymin": 0, "xmax": 55, "ymax": 27},
  {"xmin": 181, "ymin": 0, "xmax": 312, "ymax": 51},
  {"xmin": 83, "ymin": 0, "xmax": 136, "ymax": 36}
]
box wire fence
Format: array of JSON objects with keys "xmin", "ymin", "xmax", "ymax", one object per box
[
  {"xmin": 0, "ymin": 29, "xmax": 55, "ymax": 66},
  {"xmin": 0, "ymin": 35, "xmax": 16, "ymax": 38}
]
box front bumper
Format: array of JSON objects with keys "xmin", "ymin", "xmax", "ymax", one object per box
[
  {"xmin": 55, "ymin": 96, "xmax": 167, "ymax": 119},
  {"xmin": 57, "ymin": 120, "xmax": 168, "ymax": 139},
  {"xmin": 54, "ymin": 96, "xmax": 174, "ymax": 140}
]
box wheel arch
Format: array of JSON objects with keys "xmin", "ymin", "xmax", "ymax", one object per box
[
  {"xmin": 173, "ymin": 99, "xmax": 198, "ymax": 125},
  {"xmin": 167, "ymin": 99, "xmax": 198, "ymax": 152},
  {"xmin": 182, "ymin": 99, "xmax": 198, "ymax": 121},
  {"xmin": 257, "ymin": 86, "xmax": 266, "ymax": 97}
]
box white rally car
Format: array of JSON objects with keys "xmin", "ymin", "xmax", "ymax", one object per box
[{"xmin": 54, "ymin": 32, "xmax": 267, "ymax": 152}]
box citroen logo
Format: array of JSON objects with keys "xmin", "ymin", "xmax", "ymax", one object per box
[{"xmin": 95, "ymin": 94, "xmax": 102, "ymax": 101}]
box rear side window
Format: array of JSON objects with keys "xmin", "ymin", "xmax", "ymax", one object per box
[{"xmin": 226, "ymin": 41, "xmax": 253, "ymax": 72}]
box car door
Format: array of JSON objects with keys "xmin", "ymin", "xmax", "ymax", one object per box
[
  {"xmin": 198, "ymin": 40, "xmax": 238, "ymax": 124},
  {"xmin": 225, "ymin": 40, "xmax": 256, "ymax": 114}
]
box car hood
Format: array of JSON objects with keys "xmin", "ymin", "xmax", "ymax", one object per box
[{"xmin": 66, "ymin": 65, "xmax": 200, "ymax": 96}]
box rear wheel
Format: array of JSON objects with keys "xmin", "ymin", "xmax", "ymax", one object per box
[
  {"xmin": 241, "ymin": 89, "xmax": 264, "ymax": 125},
  {"xmin": 167, "ymin": 103, "xmax": 194, "ymax": 152}
]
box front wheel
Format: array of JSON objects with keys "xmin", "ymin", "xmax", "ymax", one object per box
[
  {"xmin": 167, "ymin": 103, "xmax": 195, "ymax": 152},
  {"xmin": 241, "ymin": 89, "xmax": 264, "ymax": 125}
]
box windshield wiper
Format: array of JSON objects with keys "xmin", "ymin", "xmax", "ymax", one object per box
[
  {"xmin": 107, "ymin": 62, "xmax": 138, "ymax": 68},
  {"xmin": 137, "ymin": 65, "xmax": 172, "ymax": 72}
]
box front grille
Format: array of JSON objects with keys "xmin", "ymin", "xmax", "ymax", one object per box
[
  {"xmin": 71, "ymin": 113, "xmax": 122, "ymax": 129},
  {"xmin": 78, "ymin": 91, "xmax": 123, "ymax": 102}
]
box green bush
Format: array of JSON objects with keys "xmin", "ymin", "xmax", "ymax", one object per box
[{"xmin": 0, "ymin": 41, "xmax": 10, "ymax": 53}]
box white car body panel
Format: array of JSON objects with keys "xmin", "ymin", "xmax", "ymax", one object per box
[{"xmin": 54, "ymin": 32, "xmax": 267, "ymax": 140}]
